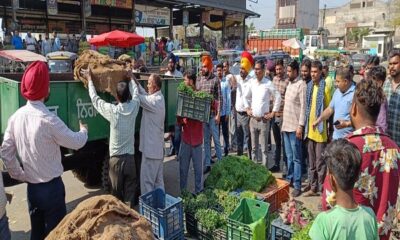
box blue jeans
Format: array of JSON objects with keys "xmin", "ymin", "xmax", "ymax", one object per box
[
  {"xmin": 173, "ymin": 124, "xmax": 182, "ymax": 156},
  {"xmin": 203, "ymin": 115, "xmax": 222, "ymax": 168},
  {"xmin": 27, "ymin": 177, "xmax": 67, "ymax": 240},
  {"xmin": 283, "ymin": 132, "xmax": 302, "ymax": 190},
  {"xmin": 179, "ymin": 142, "xmax": 203, "ymax": 193},
  {"xmin": 0, "ymin": 214, "xmax": 11, "ymax": 240}
]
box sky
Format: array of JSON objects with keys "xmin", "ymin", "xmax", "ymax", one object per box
[{"xmin": 246, "ymin": 0, "xmax": 350, "ymax": 30}]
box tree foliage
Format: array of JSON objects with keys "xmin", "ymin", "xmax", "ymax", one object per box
[{"xmin": 393, "ymin": 0, "xmax": 400, "ymax": 27}]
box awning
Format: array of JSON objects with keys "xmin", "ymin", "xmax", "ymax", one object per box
[
  {"xmin": 173, "ymin": 0, "xmax": 260, "ymax": 17},
  {"xmin": 0, "ymin": 50, "xmax": 47, "ymax": 62}
]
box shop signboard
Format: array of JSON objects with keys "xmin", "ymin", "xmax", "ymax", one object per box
[
  {"xmin": 47, "ymin": 0, "xmax": 58, "ymax": 15},
  {"xmin": 90, "ymin": 0, "xmax": 132, "ymax": 9},
  {"xmin": 135, "ymin": 4, "xmax": 170, "ymax": 26}
]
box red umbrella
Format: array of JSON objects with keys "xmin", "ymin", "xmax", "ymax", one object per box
[{"xmin": 89, "ymin": 30, "xmax": 145, "ymax": 48}]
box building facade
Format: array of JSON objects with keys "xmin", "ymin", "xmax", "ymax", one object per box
[
  {"xmin": 276, "ymin": 0, "xmax": 320, "ymax": 30},
  {"xmin": 319, "ymin": 0, "xmax": 397, "ymax": 49}
]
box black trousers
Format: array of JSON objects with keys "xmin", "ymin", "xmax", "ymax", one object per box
[{"xmin": 109, "ymin": 154, "xmax": 138, "ymax": 208}]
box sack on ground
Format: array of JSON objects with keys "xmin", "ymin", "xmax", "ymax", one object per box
[{"xmin": 46, "ymin": 194, "xmax": 154, "ymax": 240}]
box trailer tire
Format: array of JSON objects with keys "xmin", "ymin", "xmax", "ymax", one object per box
[
  {"xmin": 72, "ymin": 159, "xmax": 103, "ymax": 187},
  {"xmin": 101, "ymin": 157, "xmax": 111, "ymax": 193}
]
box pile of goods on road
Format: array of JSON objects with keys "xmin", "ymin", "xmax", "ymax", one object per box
[
  {"xmin": 181, "ymin": 155, "xmax": 276, "ymax": 236},
  {"xmin": 74, "ymin": 50, "xmax": 129, "ymax": 98},
  {"xmin": 205, "ymin": 155, "xmax": 275, "ymax": 192},
  {"xmin": 279, "ymin": 199, "xmax": 314, "ymax": 228},
  {"xmin": 182, "ymin": 189, "xmax": 257, "ymax": 233},
  {"xmin": 46, "ymin": 195, "xmax": 154, "ymax": 240}
]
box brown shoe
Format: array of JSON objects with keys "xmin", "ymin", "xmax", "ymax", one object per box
[{"xmin": 303, "ymin": 190, "xmax": 319, "ymax": 197}]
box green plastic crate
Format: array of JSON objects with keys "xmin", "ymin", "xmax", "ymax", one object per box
[
  {"xmin": 176, "ymin": 93, "xmax": 211, "ymax": 123},
  {"xmin": 227, "ymin": 198, "xmax": 270, "ymax": 240}
]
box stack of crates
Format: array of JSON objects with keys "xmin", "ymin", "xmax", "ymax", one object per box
[
  {"xmin": 176, "ymin": 93, "xmax": 212, "ymax": 123},
  {"xmin": 260, "ymin": 28, "xmax": 303, "ymax": 40},
  {"xmin": 139, "ymin": 188, "xmax": 184, "ymax": 240}
]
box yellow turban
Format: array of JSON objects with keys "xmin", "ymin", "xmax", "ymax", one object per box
[{"xmin": 241, "ymin": 57, "xmax": 252, "ymax": 73}]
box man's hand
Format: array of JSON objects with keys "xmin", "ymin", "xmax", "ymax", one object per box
[
  {"xmin": 215, "ymin": 113, "xmax": 221, "ymax": 125},
  {"xmin": 246, "ymin": 108, "xmax": 253, "ymax": 116},
  {"xmin": 79, "ymin": 120, "xmax": 88, "ymax": 132},
  {"xmin": 296, "ymin": 126, "xmax": 303, "ymax": 139},
  {"xmin": 80, "ymin": 68, "xmax": 92, "ymax": 82},
  {"xmin": 312, "ymin": 117, "xmax": 321, "ymax": 129},
  {"xmin": 264, "ymin": 112, "xmax": 275, "ymax": 120},
  {"xmin": 335, "ymin": 120, "xmax": 350, "ymax": 129}
]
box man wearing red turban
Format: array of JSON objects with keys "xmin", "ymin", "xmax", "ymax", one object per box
[
  {"xmin": 0, "ymin": 61, "xmax": 88, "ymax": 239},
  {"xmin": 196, "ymin": 54, "xmax": 223, "ymax": 174}
]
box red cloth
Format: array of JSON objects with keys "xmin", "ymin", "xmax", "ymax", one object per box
[
  {"xmin": 177, "ymin": 117, "xmax": 203, "ymax": 146},
  {"xmin": 241, "ymin": 51, "xmax": 254, "ymax": 66},
  {"xmin": 21, "ymin": 61, "xmax": 49, "ymax": 101},
  {"xmin": 321, "ymin": 126, "xmax": 400, "ymax": 240}
]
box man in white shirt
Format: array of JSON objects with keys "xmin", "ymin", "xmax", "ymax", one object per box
[
  {"xmin": 25, "ymin": 32, "xmax": 36, "ymax": 52},
  {"xmin": 235, "ymin": 51, "xmax": 254, "ymax": 158},
  {"xmin": 134, "ymin": 74, "xmax": 166, "ymax": 194},
  {"xmin": 164, "ymin": 53, "xmax": 183, "ymax": 157},
  {"xmin": 246, "ymin": 60, "xmax": 281, "ymax": 166},
  {"xmin": 0, "ymin": 61, "xmax": 88, "ymax": 239}
]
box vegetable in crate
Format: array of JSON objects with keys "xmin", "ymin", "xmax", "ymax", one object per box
[
  {"xmin": 195, "ymin": 209, "xmax": 225, "ymax": 232},
  {"xmin": 205, "ymin": 155, "xmax": 275, "ymax": 192},
  {"xmin": 292, "ymin": 221, "xmax": 313, "ymax": 240},
  {"xmin": 177, "ymin": 82, "xmax": 213, "ymax": 100},
  {"xmin": 279, "ymin": 198, "xmax": 314, "ymax": 230}
]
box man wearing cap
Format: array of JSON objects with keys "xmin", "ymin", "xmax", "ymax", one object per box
[
  {"xmin": 197, "ymin": 55, "xmax": 223, "ymax": 174},
  {"xmin": 165, "ymin": 53, "xmax": 183, "ymax": 157},
  {"xmin": 235, "ymin": 51, "xmax": 254, "ymax": 158},
  {"xmin": 165, "ymin": 53, "xmax": 183, "ymax": 78},
  {"xmin": 0, "ymin": 61, "xmax": 88, "ymax": 239}
]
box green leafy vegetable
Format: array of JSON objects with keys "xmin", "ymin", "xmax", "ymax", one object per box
[
  {"xmin": 177, "ymin": 82, "xmax": 213, "ymax": 100},
  {"xmin": 292, "ymin": 221, "xmax": 313, "ymax": 240},
  {"xmin": 205, "ymin": 155, "xmax": 275, "ymax": 192}
]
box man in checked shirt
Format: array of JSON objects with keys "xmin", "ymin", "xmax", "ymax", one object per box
[
  {"xmin": 84, "ymin": 68, "xmax": 140, "ymax": 207},
  {"xmin": 196, "ymin": 55, "xmax": 223, "ymax": 174},
  {"xmin": 0, "ymin": 61, "xmax": 88, "ymax": 240}
]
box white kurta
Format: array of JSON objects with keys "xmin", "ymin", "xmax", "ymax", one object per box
[{"xmin": 137, "ymin": 85, "xmax": 166, "ymax": 194}]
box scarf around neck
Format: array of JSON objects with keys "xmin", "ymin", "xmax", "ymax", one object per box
[{"xmin": 305, "ymin": 78, "xmax": 326, "ymax": 138}]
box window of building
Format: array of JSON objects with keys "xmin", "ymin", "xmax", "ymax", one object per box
[
  {"xmin": 350, "ymin": 3, "xmax": 361, "ymax": 9},
  {"xmin": 362, "ymin": 1, "xmax": 366, "ymax": 7},
  {"xmin": 367, "ymin": 1, "xmax": 373, "ymax": 7}
]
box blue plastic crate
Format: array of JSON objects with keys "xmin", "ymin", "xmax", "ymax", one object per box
[
  {"xmin": 139, "ymin": 188, "xmax": 184, "ymax": 240},
  {"xmin": 270, "ymin": 217, "xmax": 294, "ymax": 240}
]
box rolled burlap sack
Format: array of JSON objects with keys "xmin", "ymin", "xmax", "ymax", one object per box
[{"xmin": 74, "ymin": 50, "xmax": 129, "ymax": 98}]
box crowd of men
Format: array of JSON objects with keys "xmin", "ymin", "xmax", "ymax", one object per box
[
  {"xmin": 0, "ymin": 49, "xmax": 399, "ymax": 239},
  {"xmin": 9, "ymin": 30, "xmax": 79, "ymax": 55}
]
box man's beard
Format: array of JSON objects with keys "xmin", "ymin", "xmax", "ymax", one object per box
[
  {"xmin": 202, "ymin": 70, "xmax": 210, "ymax": 77},
  {"xmin": 240, "ymin": 71, "xmax": 247, "ymax": 79},
  {"xmin": 168, "ymin": 66, "xmax": 175, "ymax": 72}
]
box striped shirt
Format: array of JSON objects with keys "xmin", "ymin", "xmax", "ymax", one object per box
[
  {"xmin": 0, "ymin": 101, "xmax": 88, "ymax": 184},
  {"xmin": 383, "ymin": 78, "xmax": 400, "ymax": 147},
  {"xmin": 89, "ymin": 80, "xmax": 140, "ymax": 157},
  {"xmin": 220, "ymin": 76, "xmax": 231, "ymax": 116},
  {"xmin": 281, "ymin": 77, "xmax": 307, "ymax": 132}
]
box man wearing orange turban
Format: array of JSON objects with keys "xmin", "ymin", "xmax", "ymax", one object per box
[
  {"xmin": 196, "ymin": 54, "xmax": 223, "ymax": 173},
  {"xmin": 0, "ymin": 61, "xmax": 88, "ymax": 239},
  {"xmin": 233, "ymin": 51, "xmax": 255, "ymax": 158}
]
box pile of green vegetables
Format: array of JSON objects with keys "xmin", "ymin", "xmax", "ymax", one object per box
[
  {"xmin": 181, "ymin": 189, "xmax": 257, "ymax": 233},
  {"xmin": 177, "ymin": 82, "xmax": 213, "ymax": 100},
  {"xmin": 205, "ymin": 155, "xmax": 275, "ymax": 192},
  {"xmin": 292, "ymin": 221, "xmax": 313, "ymax": 240}
]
